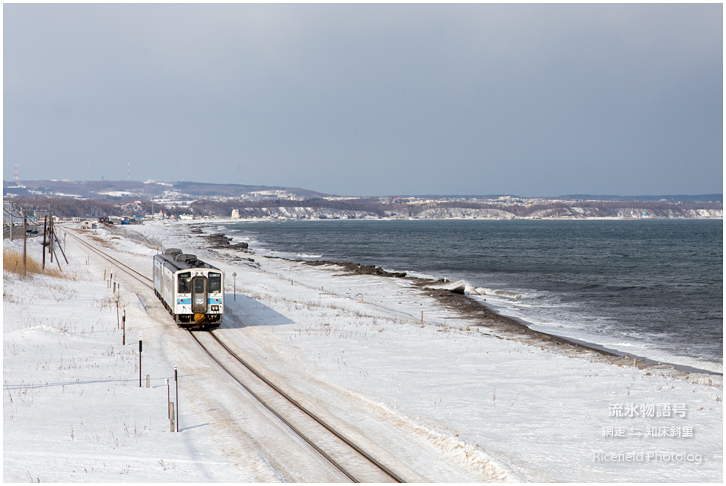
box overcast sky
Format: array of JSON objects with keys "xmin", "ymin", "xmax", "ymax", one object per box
[{"xmin": 3, "ymin": 2, "xmax": 723, "ymax": 197}]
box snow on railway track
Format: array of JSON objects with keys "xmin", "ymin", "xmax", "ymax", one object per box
[
  {"xmin": 65, "ymin": 229, "xmax": 406, "ymax": 482},
  {"xmin": 191, "ymin": 330, "xmax": 403, "ymax": 483}
]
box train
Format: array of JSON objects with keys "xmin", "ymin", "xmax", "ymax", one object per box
[{"xmin": 153, "ymin": 248, "xmax": 224, "ymax": 328}]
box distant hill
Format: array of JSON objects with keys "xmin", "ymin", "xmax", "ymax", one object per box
[
  {"xmin": 4, "ymin": 179, "xmax": 721, "ymax": 204},
  {"xmin": 3, "ymin": 179, "xmax": 329, "ymax": 199},
  {"xmin": 381, "ymin": 193, "xmax": 723, "ymax": 203},
  {"xmin": 3, "ymin": 179, "xmax": 722, "ymax": 220},
  {"xmin": 559, "ymin": 194, "xmax": 723, "ymax": 203}
]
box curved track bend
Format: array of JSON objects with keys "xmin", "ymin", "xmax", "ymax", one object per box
[{"xmin": 65, "ymin": 229, "xmax": 405, "ymax": 483}]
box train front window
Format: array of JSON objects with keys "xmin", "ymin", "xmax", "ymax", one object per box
[
  {"xmin": 209, "ymin": 273, "xmax": 222, "ymax": 293},
  {"xmin": 178, "ymin": 272, "xmax": 191, "ymax": 293},
  {"xmin": 194, "ymin": 278, "xmax": 205, "ymax": 294}
]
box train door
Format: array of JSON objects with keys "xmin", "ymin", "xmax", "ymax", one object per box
[{"xmin": 192, "ymin": 276, "xmax": 208, "ymax": 314}]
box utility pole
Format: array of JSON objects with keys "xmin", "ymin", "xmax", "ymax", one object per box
[
  {"xmin": 23, "ymin": 210, "xmax": 27, "ymax": 276},
  {"xmin": 49, "ymin": 213, "xmax": 54, "ymax": 264},
  {"xmin": 42, "ymin": 216, "xmax": 47, "ymax": 270}
]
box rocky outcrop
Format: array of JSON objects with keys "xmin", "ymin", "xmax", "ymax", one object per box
[
  {"xmin": 304, "ymin": 260, "xmax": 407, "ymax": 278},
  {"xmin": 206, "ymin": 233, "xmax": 249, "ymax": 250}
]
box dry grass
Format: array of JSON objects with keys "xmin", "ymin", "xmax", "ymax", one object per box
[{"xmin": 3, "ymin": 249, "xmax": 68, "ymax": 278}]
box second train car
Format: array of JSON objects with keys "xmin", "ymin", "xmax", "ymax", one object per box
[{"xmin": 153, "ymin": 248, "xmax": 224, "ymax": 328}]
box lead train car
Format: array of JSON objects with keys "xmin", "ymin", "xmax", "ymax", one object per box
[{"xmin": 153, "ymin": 248, "xmax": 224, "ymax": 328}]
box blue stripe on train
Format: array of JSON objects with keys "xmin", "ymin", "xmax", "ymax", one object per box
[{"xmin": 177, "ymin": 298, "xmax": 222, "ymax": 305}]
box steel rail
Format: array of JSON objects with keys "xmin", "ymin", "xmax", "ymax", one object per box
[
  {"xmin": 66, "ymin": 230, "xmax": 153, "ymax": 286},
  {"xmin": 188, "ymin": 331, "xmax": 363, "ymax": 483},
  {"xmin": 67, "ymin": 229, "xmax": 405, "ymax": 483},
  {"xmin": 208, "ymin": 331, "xmax": 405, "ymax": 483}
]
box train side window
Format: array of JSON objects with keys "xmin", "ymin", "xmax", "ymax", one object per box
[
  {"xmin": 209, "ymin": 273, "xmax": 222, "ymax": 293},
  {"xmin": 178, "ymin": 272, "xmax": 191, "ymax": 293}
]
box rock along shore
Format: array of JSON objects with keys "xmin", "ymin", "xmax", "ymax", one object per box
[{"xmin": 193, "ymin": 223, "xmax": 720, "ymax": 379}]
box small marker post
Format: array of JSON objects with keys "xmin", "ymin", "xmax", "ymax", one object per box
[
  {"xmin": 174, "ymin": 367, "xmax": 179, "ymax": 432},
  {"xmin": 139, "ymin": 332, "xmax": 143, "ymax": 387},
  {"xmin": 232, "ymin": 272, "xmax": 237, "ymax": 301}
]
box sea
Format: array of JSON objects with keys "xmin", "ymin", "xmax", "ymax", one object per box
[{"xmin": 221, "ymin": 219, "xmax": 723, "ymax": 374}]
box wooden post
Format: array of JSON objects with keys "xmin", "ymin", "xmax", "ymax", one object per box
[
  {"xmin": 23, "ymin": 210, "xmax": 27, "ymax": 276},
  {"xmin": 174, "ymin": 367, "xmax": 179, "ymax": 432},
  {"xmin": 122, "ymin": 310, "xmax": 126, "ymax": 345},
  {"xmin": 166, "ymin": 379, "xmax": 170, "ymax": 418},
  {"xmin": 146, "ymin": 374, "xmax": 151, "ymax": 388},
  {"xmin": 169, "ymin": 402, "xmax": 175, "ymax": 432},
  {"xmin": 42, "ymin": 216, "xmax": 47, "ymax": 270},
  {"xmin": 49, "ymin": 214, "xmax": 54, "ymax": 264},
  {"xmin": 138, "ymin": 333, "xmax": 143, "ymax": 387}
]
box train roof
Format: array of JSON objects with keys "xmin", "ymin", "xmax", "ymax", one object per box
[{"xmin": 154, "ymin": 251, "xmax": 220, "ymax": 272}]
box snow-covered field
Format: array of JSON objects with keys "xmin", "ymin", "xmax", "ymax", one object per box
[{"xmin": 3, "ymin": 220, "xmax": 722, "ymax": 482}]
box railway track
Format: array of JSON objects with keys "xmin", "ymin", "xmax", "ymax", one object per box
[
  {"xmin": 190, "ymin": 330, "xmax": 404, "ymax": 483},
  {"xmin": 66, "ymin": 229, "xmax": 405, "ymax": 483},
  {"xmin": 66, "ymin": 230, "xmax": 154, "ymax": 286}
]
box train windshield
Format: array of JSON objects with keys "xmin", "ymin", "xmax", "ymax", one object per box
[
  {"xmin": 209, "ymin": 272, "xmax": 222, "ymax": 293},
  {"xmin": 178, "ymin": 272, "xmax": 191, "ymax": 293}
]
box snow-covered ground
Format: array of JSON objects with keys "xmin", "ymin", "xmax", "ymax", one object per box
[{"xmin": 3, "ymin": 220, "xmax": 722, "ymax": 482}]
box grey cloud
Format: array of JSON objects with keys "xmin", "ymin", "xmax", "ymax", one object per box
[{"xmin": 4, "ymin": 3, "xmax": 722, "ymax": 196}]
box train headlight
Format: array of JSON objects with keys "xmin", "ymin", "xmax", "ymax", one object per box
[{"xmin": 211, "ymin": 305, "xmax": 220, "ymax": 312}]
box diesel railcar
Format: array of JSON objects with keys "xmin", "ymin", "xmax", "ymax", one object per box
[{"xmin": 153, "ymin": 248, "xmax": 224, "ymax": 328}]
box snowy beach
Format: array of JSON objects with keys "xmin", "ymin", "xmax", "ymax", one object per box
[{"xmin": 3, "ymin": 220, "xmax": 723, "ymax": 482}]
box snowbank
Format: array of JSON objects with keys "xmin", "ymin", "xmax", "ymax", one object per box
[{"xmin": 4, "ymin": 222, "xmax": 722, "ymax": 482}]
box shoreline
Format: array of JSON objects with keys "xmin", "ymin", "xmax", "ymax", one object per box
[
  {"xmin": 13, "ymin": 221, "xmax": 718, "ymax": 483},
  {"xmin": 191, "ymin": 223, "xmax": 722, "ymax": 378},
  {"xmin": 302, "ymin": 258, "xmax": 722, "ymax": 377}
]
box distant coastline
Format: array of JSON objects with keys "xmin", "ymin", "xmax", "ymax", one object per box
[{"xmin": 3, "ymin": 179, "xmax": 722, "ymax": 222}]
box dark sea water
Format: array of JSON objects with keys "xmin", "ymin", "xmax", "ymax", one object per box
[{"xmin": 223, "ymin": 219, "xmax": 723, "ymax": 373}]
